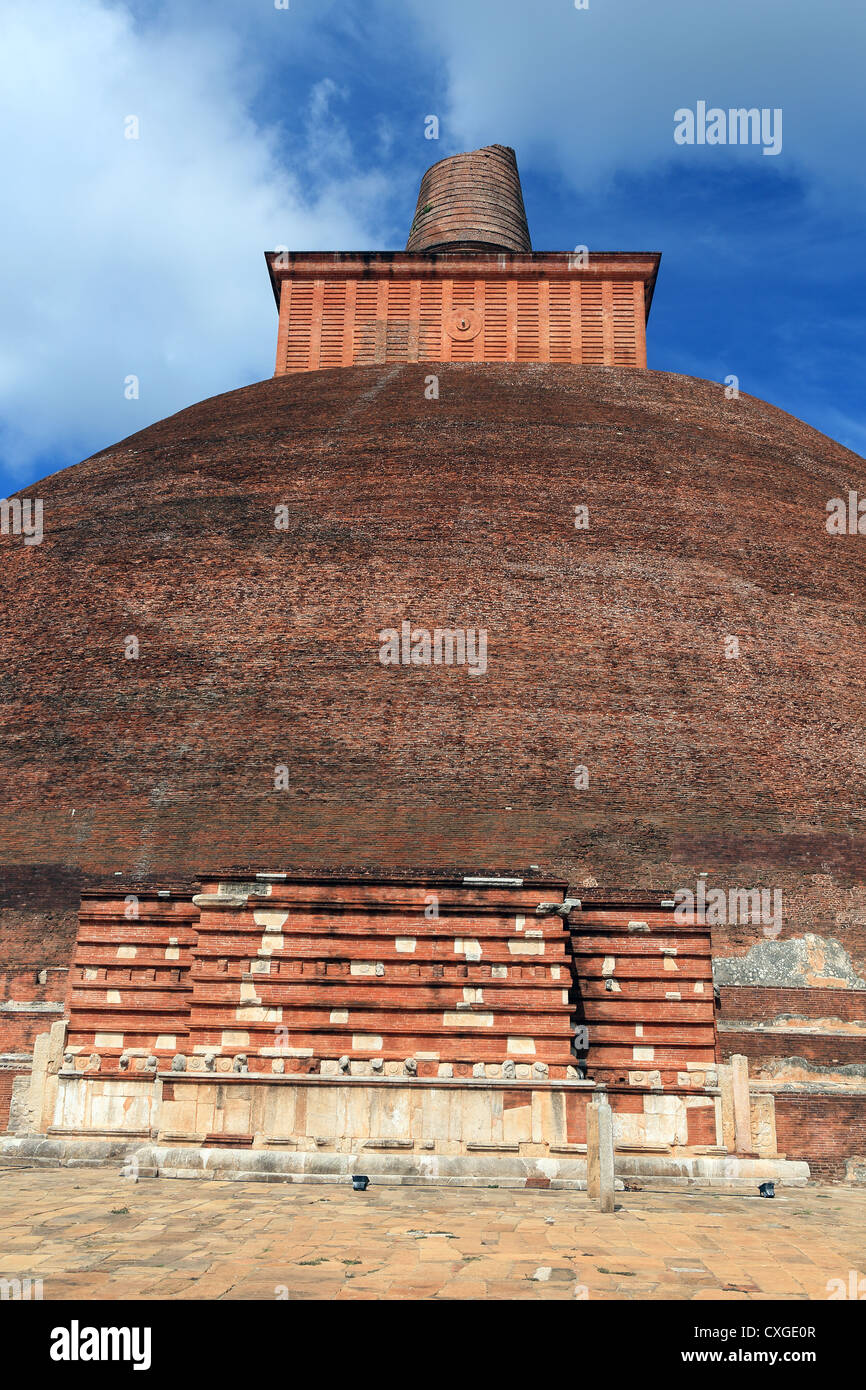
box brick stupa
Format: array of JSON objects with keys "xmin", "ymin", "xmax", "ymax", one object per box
[{"xmin": 1, "ymin": 147, "xmax": 863, "ymax": 1187}]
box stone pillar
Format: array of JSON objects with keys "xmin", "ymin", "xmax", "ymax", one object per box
[
  {"xmin": 586, "ymin": 1092, "xmax": 615, "ymax": 1213},
  {"xmin": 24, "ymin": 1031, "xmax": 51, "ymax": 1134},
  {"xmin": 586, "ymin": 1100, "xmax": 598, "ymax": 1199},
  {"xmin": 47, "ymin": 1019, "xmax": 68, "ymax": 1071},
  {"xmin": 41, "ymin": 1019, "xmax": 68, "ymax": 1132},
  {"xmin": 717, "ymin": 1063, "xmax": 736, "ymax": 1151},
  {"xmin": 731, "ymin": 1053, "xmax": 752, "ymax": 1154},
  {"xmin": 19, "ymin": 1020, "xmax": 70, "ymax": 1135}
]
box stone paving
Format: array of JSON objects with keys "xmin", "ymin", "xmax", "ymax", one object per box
[{"xmin": 0, "ymin": 1169, "xmax": 863, "ymax": 1300}]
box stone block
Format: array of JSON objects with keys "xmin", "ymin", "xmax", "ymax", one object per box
[{"xmin": 750, "ymin": 1092, "xmax": 778, "ymax": 1158}]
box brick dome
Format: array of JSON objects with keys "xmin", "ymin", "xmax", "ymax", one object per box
[{"xmin": 1, "ymin": 363, "xmax": 864, "ymax": 971}]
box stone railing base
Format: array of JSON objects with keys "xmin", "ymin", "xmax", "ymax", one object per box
[{"xmin": 0, "ymin": 1135, "xmax": 810, "ymax": 1191}]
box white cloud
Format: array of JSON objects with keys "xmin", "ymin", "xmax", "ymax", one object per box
[
  {"xmin": 0, "ymin": 0, "xmax": 389, "ymax": 483},
  {"xmin": 2, "ymin": 0, "xmax": 862, "ymax": 483},
  {"xmin": 399, "ymin": 0, "xmax": 866, "ymax": 201}
]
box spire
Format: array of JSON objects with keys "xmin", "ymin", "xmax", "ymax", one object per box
[
  {"xmin": 267, "ymin": 142, "xmax": 659, "ymax": 373},
  {"xmin": 406, "ymin": 144, "xmax": 532, "ymax": 254}
]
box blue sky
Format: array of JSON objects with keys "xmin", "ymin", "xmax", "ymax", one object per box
[{"xmin": 1, "ymin": 0, "xmax": 863, "ymax": 494}]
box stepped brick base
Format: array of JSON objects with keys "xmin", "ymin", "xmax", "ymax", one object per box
[
  {"xmin": 571, "ymin": 905, "xmax": 717, "ymax": 1089},
  {"xmin": 65, "ymin": 876, "xmax": 578, "ymax": 1081},
  {"xmin": 12, "ymin": 874, "xmax": 812, "ymax": 1176}
]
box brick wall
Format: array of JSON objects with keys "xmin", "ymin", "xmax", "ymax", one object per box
[
  {"xmin": 719, "ymin": 986, "xmax": 866, "ymax": 1022},
  {"xmin": 0, "ymin": 1069, "xmax": 28, "ymax": 1132},
  {"xmin": 272, "ymin": 264, "xmax": 650, "ymax": 373},
  {"xmin": 66, "ymin": 879, "xmax": 579, "ymax": 1080},
  {"xmin": 0, "ymin": 1014, "xmax": 54, "ymax": 1053},
  {"xmin": 686, "ymin": 1102, "xmax": 719, "ymax": 1147},
  {"xmin": 775, "ymin": 1095, "xmax": 866, "ymax": 1182},
  {"xmin": 0, "ymin": 966, "xmax": 69, "ymax": 1007},
  {"xmin": 570, "ymin": 905, "xmax": 716, "ymax": 1088},
  {"xmin": 0, "ymin": 965, "xmax": 68, "ymax": 1058},
  {"xmin": 65, "ymin": 892, "xmax": 198, "ymax": 1073},
  {"xmin": 720, "ymin": 1031, "xmax": 865, "ymax": 1067},
  {"xmin": 1, "ymin": 364, "xmax": 863, "ymax": 981}
]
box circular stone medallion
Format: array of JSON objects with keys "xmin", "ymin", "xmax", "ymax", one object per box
[{"xmin": 445, "ymin": 307, "xmax": 482, "ymax": 340}]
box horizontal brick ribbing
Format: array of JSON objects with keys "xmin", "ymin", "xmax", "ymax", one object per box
[
  {"xmin": 406, "ymin": 146, "xmax": 531, "ymax": 254},
  {"xmin": 570, "ymin": 907, "xmax": 718, "ymax": 1083}
]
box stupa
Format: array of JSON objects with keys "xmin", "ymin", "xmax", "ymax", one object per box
[{"xmin": 1, "ymin": 147, "xmax": 863, "ymax": 1186}]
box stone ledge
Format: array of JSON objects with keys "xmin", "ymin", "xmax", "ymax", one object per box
[
  {"xmin": 153, "ymin": 1072, "xmax": 600, "ymax": 1092},
  {"xmin": 47, "ymin": 1125, "xmax": 150, "ymax": 1139},
  {"xmin": 203, "ymin": 1133, "xmax": 255, "ymax": 1148},
  {"xmin": 750, "ymin": 1079, "xmax": 866, "ymax": 1096},
  {"xmin": 466, "ymin": 1142, "xmax": 520, "ymax": 1153},
  {"xmin": 0, "ymin": 1001, "xmax": 64, "ymax": 1013},
  {"xmin": 362, "ymin": 1139, "xmax": 414, "ymax": 1150},
  {"xmin": 0, "ymin": 1135, "xmax": 811, "ymax": 1189}
]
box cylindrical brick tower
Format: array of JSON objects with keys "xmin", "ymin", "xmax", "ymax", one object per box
[{"xmin": 405, "ymin": 143, "xmax": 532, "ymax": 253}]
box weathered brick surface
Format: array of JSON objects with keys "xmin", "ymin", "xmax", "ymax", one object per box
[
  {"xmin": 719, "ymin": 986, "xmax": 866, "ymax": 1022},
  {"xmin": 65, "ymin": 892, "xmax": 198, "ymax": 1069},
  {"xmin": 571, "ymin": 905, "xmax": 716, "ymax": 1087},
  {"xmin": 0, "ymin": 965, "xmax": 68, "ymax": 1060},
  {"xmin": 0, "ymin": 363, "xmax": 862, "ymax": 960},
  {"xmin": 711, "ymin": 911, "xmax": 866, "ymax": 989},
  {"xmin": 0, "ymin": 966, "xmax": 68, "ymax": 1008},
  {"xmin": 0, "ymin": 361, "xmax": 864, "ymax": 1161},
  {"xmin": 406, "ymin": 145, "xmax": 531, "ymax": 253},
  {"xmin": 686, "ymin": 1101, "xmax": 719, "ymax": 1147},
  {"xmin": 774, "ymin": 1095, "xmax": 866, "ymax": 1182},
  {"xmin": 67, "ymin": 878, "xmax": 582, "ymax": 1078},
  {"xmin": 720, "ymin": 1031, "xmax": 866, "ymax": 1066},
  {"xmin": 0, "ymin": 869, "xmax": 86, "ymax": 1006},
  {"xmin": 269, "ymin": 255, "xmax": 653, "ymax": 372},
  {"xmin": 0, "ymin": 1015, "xmax": 54, "ymax": 1053},
  {"xmin": 717, "ymin": 983, "xmax": 866, "ymax": 1078},
  {"xmin": 0, "ymin": 1070, "xmax": 27, "ymax": 1132},
  {"xmin": 195, "ymin": 877, "xmax": 576, "ymax": 1073}
]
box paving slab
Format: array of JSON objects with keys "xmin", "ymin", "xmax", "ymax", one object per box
[{"xmin": 0, "ymin": 1169, "xmax": 862, "ymax": 1301}]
